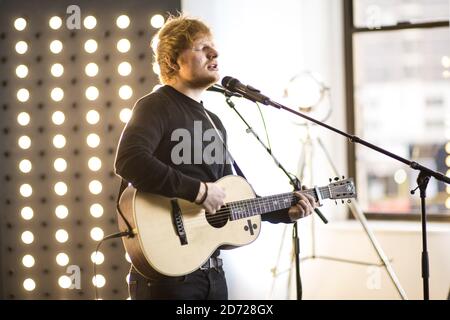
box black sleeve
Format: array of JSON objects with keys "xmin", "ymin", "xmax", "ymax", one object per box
[
  {"xmin": 262, "ymin": 208, "xmax": 293, "ymax": 224},
  {"xmin": 114, "ymin": 94, "xmax": 201, "ymax": 202},
  {"xmin": 223, "ymin": 163, "xmax": 233, "ymax": 176},
  {"xmin": 248, "ymin": 191, "xmax": 293, "ymax": 224}
]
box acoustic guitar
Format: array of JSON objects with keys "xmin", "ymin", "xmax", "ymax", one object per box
[{"xmin": 118, "ymin": 175, "xmax": 356, "ymax": 277}]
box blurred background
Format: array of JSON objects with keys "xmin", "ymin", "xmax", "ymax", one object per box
[{"xmin": 0, "ymin": 0, "xmax": 449, "ymax": 299}]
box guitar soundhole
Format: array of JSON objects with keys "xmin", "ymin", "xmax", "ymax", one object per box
[{"xmin": 205, "ymin": 205, "xmax": 229, "ymax": 228}]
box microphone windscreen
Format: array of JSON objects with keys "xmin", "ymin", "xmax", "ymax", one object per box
[{"xmin": 221, "ymin": 76, "xmax": 238, "ymax": 90}]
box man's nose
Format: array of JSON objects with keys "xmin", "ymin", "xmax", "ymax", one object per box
[{"xmin": 207, "ymin": 48, "xmax": 218, "ymax": 59}]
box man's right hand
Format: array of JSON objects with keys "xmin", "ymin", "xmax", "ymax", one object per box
[{"xmin": 195, "ymin": 182, "xmax": 226, "ymax": 214}]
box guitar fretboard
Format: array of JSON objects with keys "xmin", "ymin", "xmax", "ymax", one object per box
[{"xmin": 228, "ymin": 187, "xmax": 330, "ymax": 221}]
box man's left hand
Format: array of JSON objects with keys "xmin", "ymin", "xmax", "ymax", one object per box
[{"xmin": 288, "ymin": 187, "xmax": 317, "ymax": 221}]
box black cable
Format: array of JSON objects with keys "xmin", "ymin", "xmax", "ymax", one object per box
[
  {"xmin": 255, "ymin": 102, "xmax": 272, "ymax": 151},
  {"xmin": 93, "ymin": 231, "xmax": 131, "ymax": 300}
]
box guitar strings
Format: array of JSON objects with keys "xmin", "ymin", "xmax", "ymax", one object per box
[
  {"xmin": 181, "ymin": 186, "xmax": 347, "ymax": 226},
  {"xmin": 173, "ymin": 185, "xmax": 352, "ymax": 227}
]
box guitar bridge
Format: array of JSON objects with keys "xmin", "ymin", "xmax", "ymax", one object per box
[{"xmin": 170, "ymin": 199, "xmax": 188, "ymax": 245}]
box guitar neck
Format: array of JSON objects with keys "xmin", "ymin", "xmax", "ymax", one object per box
[{"xmin": 228, "ymin": 186, "xmax": 330, "ymax": 221}]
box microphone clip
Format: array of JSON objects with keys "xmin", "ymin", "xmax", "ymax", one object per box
[{"xmin": 207, "ymin": 84, "xmax": 243, "ymax": 98}]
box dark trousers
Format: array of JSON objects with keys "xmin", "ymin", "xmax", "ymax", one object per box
[{"xmin": 128, "ymin": 266, "xmax": 228, "ymax": 300}]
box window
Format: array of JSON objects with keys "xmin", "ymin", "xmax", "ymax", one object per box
[{"xmin": 344, "ymin": 0, "xmax": 450, "ymax": 219}]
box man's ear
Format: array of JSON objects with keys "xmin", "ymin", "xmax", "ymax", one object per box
[
  {"xmin": 164, "ymin": 56, "xmax": 179, "ymax": 71},
  {"xmin": 169, "ymin": 59, "xmax": 179, "ymax": 71}
]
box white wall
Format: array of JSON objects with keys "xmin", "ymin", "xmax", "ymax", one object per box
[{"xmin": 181, "ymin": 0, "xmax": 450, "ymax": 300}]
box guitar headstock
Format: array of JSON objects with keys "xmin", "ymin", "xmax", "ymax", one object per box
[{"xmin": 328, "ymin": 177, "xmax": 357, "ymax": 200}]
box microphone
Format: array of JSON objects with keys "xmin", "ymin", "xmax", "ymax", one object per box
[
  {"xmin": 207, "ymin": 84, "xmax": 243, "ymax": 98},
  {"xmin": 221, "ymin": 76, "xmax": 271, "ymax": 105}
]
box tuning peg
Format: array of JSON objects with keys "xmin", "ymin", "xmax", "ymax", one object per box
[
  {"xmin": 347, "ymin": 199, "xmax": 351, "ymax": 204},
  {"xmin": 329, "ymin": 178, "xmax": 332, "ymax": 183},
  {"xmin": 341, "ymin": 200, "xmax": 345, "ymax": 204},
  {"xmin": 342, "ymin": 175, "xmax": 345, "ymax": 179},
  {"xmin": 335, "ymin": 200, "xmax": 337, "ymax": 205},
  {"xmin": 334, "ymin": 177, "xmax": 339, "ymax": 181}
]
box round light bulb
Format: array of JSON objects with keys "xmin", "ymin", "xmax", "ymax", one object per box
[
  {"xmin": 85, "ymin": 63, "xmax": 99, "ymax": 77},
  {"xmin": 92, "ymin": 274, "xmax": 106, "ymax": 288},
  {"xmin": 23, "ymin": 279, "xmax": 36, "ymax": 291},
  {"xmin": 54, "ymin": 181, "xmax": 68, "ymax": 196},
  {"xmin": 91, "ymin": 251, "xmax": 104, "ymax": 265},
  {"xmin": 118, "ymin": 62, "xmax": 132, "ymax": 76},
  {"xmin": 51, "ymin": 63, "xmax": 64, "ymax": 77},
  {"xmin": 14, "ymin": 18, "xmax": 27, "ymax": 31},
  {"xmin": 90, "ymin": 227, "xmax": 104, "ymax": 241},
  {"xmin": 18, "ymin": 135, "xmax": 31, "ymax": 149},
  {"xmin": 86, "ymin": 110, "xmax": 100, "ymax": 124},
  {"xmin": 83, "ymin": 16, "xmax": 97, "ymax": 29},
  {"xmin": 49, "ymin": 16, "xmax": 62, "ymax": 30},
  {"xmin": 85, "ymin": 86, "xmax": 99, "ymax": 101},
  {"xmin": 21, "ymin": 207, "xmax": 34, "ymax": 220},
  {"xmin": 17, "ymin": 112, "xmax": 30, "ymax": 126},
  {"xmin": 21, "ymin": 230, "xmax": 34, "ymax": 244},
  {"xmin": 88, "ymin": 157, "xmax": 102, "ymax": 171},
  {"xmin": 84, "ymin": 39, "xmax": 98, "ymax": 53},
  {"xmin": 49, "ymin": 40, "xmax": 63, "ymax": 54},
  {"xmin": 119, "ymin": 108, "xmax": 132, "ymax": 123},
  {"xmin": 19, "ymin": 184, "xmax": 32, "ymax": 197},
  {"xmin": 16, "ymin": 64, "xmax": 29, "ymax": 78},
  {"xmin": 89, "ymin": 180, "xmax": 102, "ymax": 195},
  {"xmin": 51, "ymin": 87, "xmax": 64, "ymax": 102},
  {"xmin": 56, "ymin": 253, "xmax": 69, "ymax": 266},
  {"xmin": 53, "ymin": 134, "xmax": 66, "ymax": 149},
  {"xmin": 117, "ymin": 39, "xmax": 130, "ymax": 53},
  {"xmin": 119, "ymin": 85, "xmax": 133, "ymax": 100},
  {"xmin": 15, "ymin": 41, "xmax": 28, "ymax": 54},
  {"xmin": 150, "ymin": 14, "xmax": 165, "ymax": 29},
  {"xmin": 52, "ymin": 111, "xmax": 65, "ymax": 125},
  {"xmin": 54, "ymin": 158, "xmax": 67, "ymax": 172},
  {"xmin": 17, "ymin": 88, "xmax": 30, "ymax": 102},
  {"xmin": 19, "ymin": 159, "xmax": 32, "ymax": 173},
  {"xmin": 90, "ymin": 203, "xmax": 104, "ymax": 218},
  {"xmin": 86, "ymin": 133, "xmax": 100, "ymax": 148},
  {"xmin": 22, "ymin": 255, "xmax": 35, "ymax": 268},
  {"xmin": 58, "ymin": 275, "xmax": 72, "ymax": 289},
  {"xmin": 55, "ymin": 205, "xmax": 69, "ymax": 219},
  {"xmin": 55, "ymin": 229, "xmax": 69, "ymax": 243},
  {"xmin": 116, "ymin": 15, "xmax": 130, "ymax": 29}
]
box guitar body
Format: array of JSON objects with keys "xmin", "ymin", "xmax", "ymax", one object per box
[{"xmin": 118, "ymin": 175, "xmax": 261, "ymax": 277}]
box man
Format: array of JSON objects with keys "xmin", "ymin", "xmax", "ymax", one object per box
[{"xmin": 114, "ymin": 15, "xmax": 317, "ymax": 300}]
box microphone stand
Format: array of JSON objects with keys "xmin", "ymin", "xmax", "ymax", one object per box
[
  {"xmin": 246, "ymin": 94, "xmax": 450, "ymax": 300},
  {"xmin": 222, "ymin": 95, "xmax": 328, "ymax": 300}
]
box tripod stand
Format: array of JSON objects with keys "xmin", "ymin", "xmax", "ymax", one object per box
[{"xmin": 270, "ymin": 123, "xmax": 408, "ymax": 300}]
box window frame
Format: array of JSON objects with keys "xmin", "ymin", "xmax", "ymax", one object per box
[{"xmin": 343, "ymin": 0, "xmax": 450, "ymax": 221}]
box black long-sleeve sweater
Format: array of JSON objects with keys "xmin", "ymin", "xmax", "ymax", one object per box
[{"xmin": 115, "ymin": 85, "xmax": 291, "ymax": 224}]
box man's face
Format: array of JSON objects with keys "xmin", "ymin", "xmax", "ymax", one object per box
[{"xmin": 175, "ymin": 34, "xmax": 219, "ymax": 89}]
